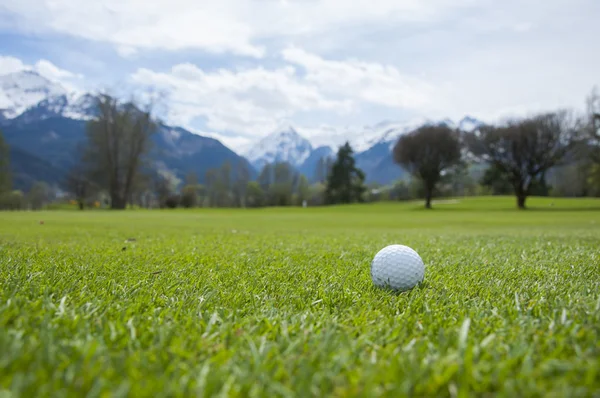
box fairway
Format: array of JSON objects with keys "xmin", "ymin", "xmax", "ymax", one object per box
[{"xmin": 1, "ymin": 197, "xmax": 599, "ymax": 397}]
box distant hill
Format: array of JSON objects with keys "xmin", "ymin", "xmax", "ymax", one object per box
[
  {"xmin": 243, "ymin": 117, "xmax": 485, "ymax": 185},
  {"xmin": 0, "ymin": 68, "xmax": 488, "ymax": 189},
  {"xmin": 8, "ymin": 146, "xmax": 67, "ymax": 191},
  {"xmin": 0, "ymin": 69, "xmax": 257, "ymax": 191},
  {"xmin": 2, "ymin": 115, "xmax": 256, "ymax": 190}
]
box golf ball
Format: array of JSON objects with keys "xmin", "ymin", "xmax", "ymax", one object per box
[{"xmin": 370, "ymin": 244, "xmax": 425, "ymax": 292}]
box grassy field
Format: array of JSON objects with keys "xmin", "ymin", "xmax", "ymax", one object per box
[{"xmin": 0, "ymin": 196, "xmax": 599, "ymax": 397}]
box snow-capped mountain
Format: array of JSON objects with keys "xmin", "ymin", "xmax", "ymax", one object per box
[
  {"xmin": 0, "ymin": 71, "xmax": 68, "ymax": 119},
  {"xmin": 245, "ymin": 115, "xmax": 484, "ymax": 184},
  {"xmin": 299, "ymin": 116, "xmax": 463, "ymax": 154},
  {"xmin": 457, "ymin": 116, "xmax": 483, "ymax": 132},
  {"xmin": 244, "ymin": 126, "xmax": 313, "ymax": 170},
  {"xmin": 1, "ymin": 66, "xmax": 487, "ymax": 187},
  {"xmin": 360, "ymin": 115, "xmax": 484, "ymax": 147},
  {"xmin": 0, "ymin": 71, "xmax": 94, "ymax": 121}
]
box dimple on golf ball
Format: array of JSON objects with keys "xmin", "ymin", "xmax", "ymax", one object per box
[{"xmin": 370, "ymin": 244, "xmax": 425, "ymax": 292}]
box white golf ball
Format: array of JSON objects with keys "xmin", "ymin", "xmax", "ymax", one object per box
[{"xmin": 370, "ymin": 244, "xmax": 425, "ymax": 292}]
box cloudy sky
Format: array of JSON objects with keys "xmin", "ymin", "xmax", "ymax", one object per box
[{"xmin": 1, "ymin": 0, "xmax": 599, "ymax": 151}]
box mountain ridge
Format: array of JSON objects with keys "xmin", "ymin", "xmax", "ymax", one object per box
[
  {"xmin": 247, "ymin": 116, "xmax": 484, "ymax": 184},
  {"xmin": 0, "ymin": 70, "xmax": 257, "ymax": 191},
  {"xmin": 0, "ymin": 69, "xmax": 485, "ymax": 188}
]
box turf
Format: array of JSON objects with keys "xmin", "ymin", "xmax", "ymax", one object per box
[{"xmin": 0, "ymin": 196, "xmax": 599, "ymax": 397}]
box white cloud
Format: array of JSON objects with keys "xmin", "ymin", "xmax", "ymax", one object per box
[
  {"xmin": 0, "ymin": 56, "xmax": 28, "ymax": 75},
  {"xmin": 1, "ymin": 0, "xmax": 478, "ymax": 58},
  {"xmin": 131, "ymin": 58, "xmax": 355, "ymax": 140},
  {"xmin": 129, "ymin": 48, "xmax": 437, "ymax": 150},
  {"xmin": 116, "ymin": 45, "xmax": 138, "ymax": 58},
  {"xmin": 2, "ymin": 0, "xmax": 599, "ymax": 152},
  {"xmin": 0, "ymin": 55, "xmax": 83, "ymax": 91},
  {"xmin": 282, "ymin": 47, "xmax": 436, "ymax": 110},
  {"xmin": 35, "ymin": 60, "xmax": 82, "ymax": 80}
]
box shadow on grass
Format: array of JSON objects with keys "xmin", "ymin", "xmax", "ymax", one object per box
[
  {"xmin": 406, "ymin": 205, "xmax": 600, "ymax": 213},
  {"xmin": 373, "ymin": 280, "xmax": 430, "ymax": 296}
]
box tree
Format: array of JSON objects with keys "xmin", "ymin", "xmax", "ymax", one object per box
[
  {"xmin": 180, "ymin": 186, "xmax": 198, "ymax": 208},
  {"xmin": 550, "ymin": 161, "xmax": 591, "ymax": 197},
  {"xmin": 257, "ymin": 163, "xmax": 273, "ymax": 199},
  {"xmin": 393, "ymin": 124, "xmax": 462, "ymax": 209},
  {"xmin": 216, "ymin": 161, "xmax": 233, "ymax": 207},
  {"xmin": 308, "ymin": 182, "xmax": 326, "ymax": 206},
  {"xmin": 257, "ymin": 162, "xmax": 296, "ymax": 206},
  {"xmin": 153, "ymin": 173, "xmax": 174, "ymax": 208},
  {"xmin": 180, "ymin": 172, "xmax": 200, "ymax": 208},
  {"xmin": 480, "ymin": 164, "xmax": 513, "ymax": 195},
  {"xmin": 205, "ymin": 168, "xmax": 218, "ymax": 207},
  {"xmin": 390, "ymin": 180, "xmax": 412, "ymax": 201},
  {"xmin": 66, "ymin": 168, "xmax": 96, "ymax": 210},
  {"xmin": 314, "ymin": 156, "xmax": 334, "ymax": 183},
  {"xmin": 0, "ymin": 191, "xmax": 24, "ymax": 211},
  {"xmin": 325, "ymin": 142, "xmax": 366, "ymax": 205},
  {"xmin": 0, "ymin": 129, "xmax": 11, "ymax": 194},
  {"xmin": 585, "ymin": 87, "xmax": 600, "ymax": 163},
  {"xmin": 232, "ymin": 160, "xmax": 251, "ymax": 207},
  {"xmin": 296, "ymin": 174, "xmax": 310, "ymax": 205},
  {"xmin": 65, "ymin": 145, "xmax": 97, "ymax": 210},
  {"xmin": 466, "ymin": 111, "xmax": 580, "ymax": 209},
  {"xmin": 246, "ymin": 181, "xmax": 264, "ymax": 207},
  {"xmin": 82, "ymin": 94, "xmax": 157, "ymax": 209},
  {"xmin": 27, "ymin": 181, "xmax": 50, "ymax": 210},
  {"xmin": 587, "ymin": 164, "xmax": 600, "ymax": 197},
  {"xmin": 271, "ymin": 162, "xmax": 296, "ymax": 206}
]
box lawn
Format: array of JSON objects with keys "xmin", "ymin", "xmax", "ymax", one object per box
[{"xmin": 0, "ymin": 196, "xmax": 599, "ymax": 397}]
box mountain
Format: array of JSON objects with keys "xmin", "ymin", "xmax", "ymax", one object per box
[
  {"xmin": 8, "ymin": 145, "xmax": 67, "ymax": 191},
  {"xmin": 352, "ymin": 116, "xmax": 484, "ymax": 184},
  {"xmin": 297, "ymin": 145, "xmax": 334, "ymax": 182},
  {"xmin": 150, "ymin": 124, "xmax": 256, "ymax": 184},
  {"xmin": 244, "ymin": 126, "xmax": 313, "ymax": 170},
  {"xmin": 457, "ymin": 116, "xmax": 483, "ymax": 132},
  {"xmin": 2, "ymin": 114, "xmax": 255, "ymax": 191},
  {"xmin": 0, "ymin": 71, "xmax": 68, "ymax": 119},
  {"xmin": 0, "ymin": 70, "xmax": 256, "ymax": 191},
  {"xmin": 0, "ymin": 68, "xmax": 487, "ymax": 190},
  {"xmin": 243, "ymin": 116, "xmax": 484, "ymax": 185}
]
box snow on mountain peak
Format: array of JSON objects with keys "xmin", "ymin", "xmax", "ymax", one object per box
[
  {"xmin": 245, "ymin": 126, "xmax": 313, "ymax": 169},
  {"xmin": 294, "ymin": 115, "xmax": 485, "ymax": 157},
  {"xmin": 0, "ymin": 70, "xmax": 96, "ymax": 121},
  {"xmin": 0, "ymin": 71, "xmax": 68, "ymax": 119},
  {"xmin": 458, "ymin": 115, "xmax": 483, "ymax": 132}
]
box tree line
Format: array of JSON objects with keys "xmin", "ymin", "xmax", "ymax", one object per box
[{"xmin": 0, "ymin": 87, "xmax": 599, "ymax": 211}]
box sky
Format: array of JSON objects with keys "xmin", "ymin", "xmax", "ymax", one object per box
[{"xmin": 0, "ymin": 0, "xmax": 599, "ymax": 152}]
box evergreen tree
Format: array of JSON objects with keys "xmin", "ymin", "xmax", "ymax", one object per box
[{"xmin": 325, "ymin": 142, "xmax": 366, "ymax": 204}]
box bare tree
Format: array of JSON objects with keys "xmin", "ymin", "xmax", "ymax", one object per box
[
  {"xmin": 216, "ymin": 161, "xmax": 232, "ymax": 207},
  {"xmin": 82, "ymin": 93, "xmax": 158, "ymax": 209},
  {"xmin": 27, "ymin": 181, "xmax": 51, "ymax": 210},
  {"xmin": 66, "ymin": 168, "xmax": 96, "ymax": 210},
  {"xmin": 392, "ymin": 124, "xmax": 462, "ymax": 209},
  {"xmin": 180, "ymin": 171, "xmax": 200, "ymax": 208},
  {"xmin": 272, "ymin": 162, "xmax": 297, "ymax": 206},
  {"xmin": 586, "ymin": 87, "xmax": 600, "ymax": 163},
  {"xmin": 232, "ymin": 160, "xmax": 250, "ymax": 207},
  {"xmin": 153, "ymin": 174, "xmax": 172, "ymax": 208},
  {"xmin": 314, "ymin": 156, "xmax": 334, "ymax": 184},
  {"xmin": 466, "ymin": 111, "xmax": 580, "ymax": 209}
]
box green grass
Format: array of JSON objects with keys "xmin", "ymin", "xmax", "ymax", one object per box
[{"xmin": 0, "ymin": 196, "xmax": 599, "ymax": 397}]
